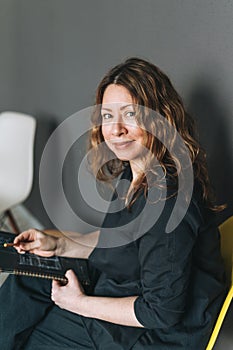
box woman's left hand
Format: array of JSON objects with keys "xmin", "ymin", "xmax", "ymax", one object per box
[{"xmin": 51, "ymin": 269, "xmax": 85, "ymax": 314}]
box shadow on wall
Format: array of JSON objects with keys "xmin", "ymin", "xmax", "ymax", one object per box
[
  {"xmin": 25, "ymin": 115, "xmax": 58, "ymax": 228},
  {"xmin": 62, "ymin": 131, "xmax": 108, "ymax": 232},
  {"xmin": 187, "ymin": 82, "xmax": 233, "ymax": 225}
]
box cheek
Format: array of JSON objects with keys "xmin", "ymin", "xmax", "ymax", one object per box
[
  {"xmin": 131, "ymin": 127, "xmax": 145, "ymax": 141},
  {"xmin": 101, "ymin": 125, "xmax": 108, "ymax": 140},
  {"xmin": 101, "ymin": 126, "xmax": 113, "ymax": 150}
]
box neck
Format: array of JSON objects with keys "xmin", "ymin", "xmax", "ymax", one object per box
[{"xmin": 129, "ymin": 160, "xmax": 144, "ymax": 184}]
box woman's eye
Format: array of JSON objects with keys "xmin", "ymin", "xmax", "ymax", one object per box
[
  {"xmin": 102, "ymin": 113, "xmax": 112, "ymax": 120},
  {"xmin": 125, "ymin": 111, "xmax": 136, "ymax": 118}
]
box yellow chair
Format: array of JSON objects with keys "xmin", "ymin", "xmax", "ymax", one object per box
[{"xmin": 206, "ymin": 216, "xmax": 233, "ymax": 350}]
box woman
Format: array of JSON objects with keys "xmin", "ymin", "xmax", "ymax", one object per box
[{"xmin": 0, "ymin": 58, "xmax": 226, "ymax": 349}]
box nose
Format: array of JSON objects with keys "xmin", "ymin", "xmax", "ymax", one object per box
[
  {"xmin": 110, "ymin": 121, "xmax": 127, "ymax": 136},
  {"xmin": 110, "ymin": 114, "xmax": 128, "ymax": 136}
]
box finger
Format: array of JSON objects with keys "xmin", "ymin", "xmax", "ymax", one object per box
[
  {"xmin": 13, "ymin": 228, "xmax": 38, "ymax": 244},
  {"xmin": 51, "ymin": 279, "xmax": 61, "ymax": 302},
  {"xmin": 14, "ymin": 242, "xmax": 39, "ymax": 254},
  {"xmin": 14, "ymin": 247, "xmax": 26, "ymax": 254},
  {"xmin": 13, "ymin": 232, "xmax": 31, "ymax": 245},
  {"xmin": 65, "ymin": 270, "xmax": 79, "ymax": 286},
  {"xmin": 52, "ymin": 278, "xmax": 60, "ymax": 290},
  {"xmin": 16, "ymin": 240, "xmax": 41, "ymax": 252},
  {"xmin": 65, "ymin": 270, "xmax": 83, "ymax": 292},
  {"xmin": 51, "ymin": 281, "xmax": 57, "ymax": 302},
  {"xmin": 28, "ymin": 249, "xmax": 55, "ymax": 257}
]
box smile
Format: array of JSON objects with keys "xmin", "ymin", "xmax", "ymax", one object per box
[{"xmin": 110, "ymin": 140, "xmax": 134, "ymax": 149}]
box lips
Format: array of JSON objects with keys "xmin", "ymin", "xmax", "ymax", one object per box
[{"xmin": 110, "ymin": 140, "xmax": 134, "ymax": 149}]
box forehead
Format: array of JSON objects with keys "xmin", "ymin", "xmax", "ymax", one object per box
[{"xmin": 102, "ymin": 84, "xmax": 133, "ymax": 106}]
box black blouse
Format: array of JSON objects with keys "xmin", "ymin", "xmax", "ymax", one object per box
[{"xmin": 87, "ymin": 167, "xmax": 226, "ymax": 349}]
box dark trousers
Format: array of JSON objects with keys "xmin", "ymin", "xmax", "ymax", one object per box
[
  {"xmin": 0, "ymin": 274, "xmax": 220, "ymax": 350},
  {"xmin": 0, "ymin": 275, "xmax": 124, "ymax": 350}
]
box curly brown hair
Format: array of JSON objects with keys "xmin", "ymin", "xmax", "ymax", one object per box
[{"xmin": 88, "ymin": 57, "xmax": 223, "ymax": 210}]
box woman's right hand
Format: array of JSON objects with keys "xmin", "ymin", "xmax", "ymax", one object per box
[{"xmin": 13, "ymin": 228, "xmax": 59, "ymax": 257}]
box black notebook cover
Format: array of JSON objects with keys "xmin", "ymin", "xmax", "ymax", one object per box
[{"xmin": 0, "ymin": 230, "xmax": 92, "ymax": 294}]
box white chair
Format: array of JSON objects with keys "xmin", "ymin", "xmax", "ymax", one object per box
[{"xmin": 0, "ymin": 111, "xmax": 36, "ymax": 233}]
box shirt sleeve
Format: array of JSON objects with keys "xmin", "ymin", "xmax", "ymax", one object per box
[{"xmin": 134, "ymin": 201, "xmax": 199, "ymax": 329}]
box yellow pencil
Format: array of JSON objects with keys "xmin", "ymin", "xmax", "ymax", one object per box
[{"xmin": 3, "ymin": 242, "xmax": 17, "ymax": 248}]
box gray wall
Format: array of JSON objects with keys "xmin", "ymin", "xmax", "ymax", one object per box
[{"xmin": 1, "ymin": 0, "xmax": 233, "ymax": 228}]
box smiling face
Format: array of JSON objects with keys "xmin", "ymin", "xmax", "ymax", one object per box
[{"xmin": 101, "ymin": 84, "xmax": 146, "ymax": 166}]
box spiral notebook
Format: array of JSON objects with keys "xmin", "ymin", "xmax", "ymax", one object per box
[{"xmin": 0, "ymin": 230, "xmax": 92, "ymax": 293}]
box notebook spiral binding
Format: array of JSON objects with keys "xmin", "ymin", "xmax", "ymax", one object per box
[{"xmin": 12, "ymin": 269, "xmax": 68, "ymax": 283}]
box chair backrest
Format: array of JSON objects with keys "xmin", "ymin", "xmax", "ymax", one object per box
[
  {"xmin": 0, "ymin": 111, "xmax": 36, "ymax": 213},
  {"xmin": 219, "ymin": 216, "xmax": 233, "ymax": 287},
  {"xmin": 205, "ymin": 216, "xmax": 233, "ymax": 350}
]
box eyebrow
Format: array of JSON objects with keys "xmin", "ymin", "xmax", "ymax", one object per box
[{"xmin": 101, "ymin": 104, "xmax": 134, "ymax": 112}]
